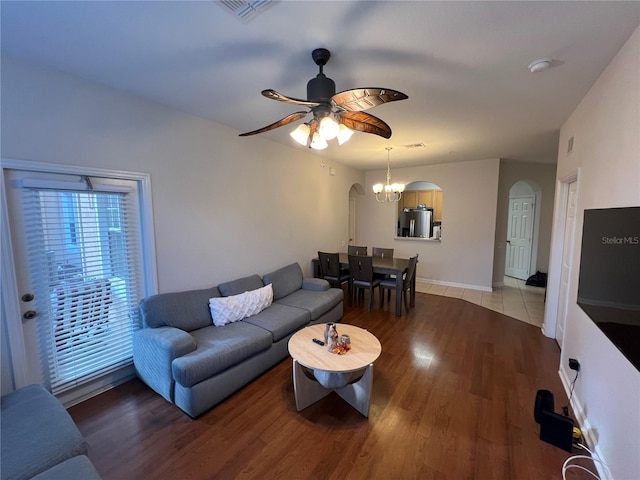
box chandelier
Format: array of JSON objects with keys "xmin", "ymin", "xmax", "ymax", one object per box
[
  {"xmin": 373, "ymin": 147, "xmax": 404, "ymax": 202},
  {"xmin": 289, "ymin": 112, "xmax": 354, "ymax": 150}
]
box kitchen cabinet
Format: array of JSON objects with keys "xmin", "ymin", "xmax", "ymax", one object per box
[
  {"xmin": 418, "ymin": 191, "xmax": 434, "ymax": 209},
  {"xmin": 402, "ymin": 191, "xmax": 418, "ymax": 209},
  {"xmin": 433, "ymin": 190, "xmax": 443, "ymax": 222},
  {"xmin": 399, "ymin": 189, "xmax": 443, "ymax": 221}
]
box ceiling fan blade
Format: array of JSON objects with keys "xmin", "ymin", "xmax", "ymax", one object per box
[
  {"xmin": 262, "ymin": 89, "xmax": 321, "ymax": 107},
  {"xmin": 338, "ymin": 111, "xmax": 393, "ymax": 139},
  {"xmin": 331, "ymin": 88, "xmax": 408, "ymax": 112},
  {"xmin": 307, "ymin": 120, "xmax": 319, "ymax": 145},
  {"xmin": 239, "ymin": 111, "xmax": 309, "ymax": 136}
]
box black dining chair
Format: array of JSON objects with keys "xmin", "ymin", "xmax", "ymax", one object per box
[
  {"xmin": 347, "ymin": 245, "xmax": 368, "ymax": 256},
  {"xmin": 372, "ymin": 247, "xmax": 394, "ymax": 259},
  {"xmin": 372, "ymin": 247, "xmax": 395, "ymax": 297},
  {"xmin": 379, "ymin": 255, "xmax": 418, "ymax": 315},
  {"xmin": 348, "ymin": 255, "xmax": 381, "ymax": 312},
  {"xmin": 317, "ymin": 252, "xmax": 350, "ymax": 293}
]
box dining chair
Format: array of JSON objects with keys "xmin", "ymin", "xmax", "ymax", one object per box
[
  {"xmin": 379, "ymin": 255, "xmax": 418, "ymax": 314},
  {"xmin": 317, "ymin": 252, "xmax": 350, "ymax": 292},
  {"xmin": 348, "ymin": 255, "xmax": 381, "ymax": 312},
  {"xmin": 347, "ymin": 245, "xmax": 368, "ymax": 256},
  {"xmin": 372, "ymin": 247, "xmax": 395, "ymax": 296},
  {"xmin": 372, "ymin": 247, "xmax": 394, "ymax": 259}
]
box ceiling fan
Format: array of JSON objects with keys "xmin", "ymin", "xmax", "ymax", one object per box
[{"xmin": 239, "ymin": 48, "xmax": 408, "ymax": 149}]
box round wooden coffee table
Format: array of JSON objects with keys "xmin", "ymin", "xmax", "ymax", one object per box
[{"xmin": 288, "ymin": 323, "xmax": 382, "ymax": 417}]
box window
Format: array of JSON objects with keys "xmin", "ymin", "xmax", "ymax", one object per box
[{"xmin": 21, "ymin": 184, "xmax": 142, "ymax": 394}]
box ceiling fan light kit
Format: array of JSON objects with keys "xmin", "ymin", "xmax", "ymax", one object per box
[
  {"xmin": 336, "ymin": 124, "xmax": 354, "ymax": 145},
  {"xmin": 310, "ymin": 133, "xmax": 328, "ymax": 150},
  {"xmin": 240, "ymin": 48, "xmax": 408, "ymax": 149},
  {"xmin": 290, "ymin": 124, "xmax": 310, "ymax": 145},
  {"xmin": 318, "ymin": 116, "xmax": 340, "ymax": 140}
]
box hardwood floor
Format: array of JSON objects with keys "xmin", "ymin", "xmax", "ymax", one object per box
[{"xmin": 69, "ymin": 291, "xmax": 592, "ymax": 479}]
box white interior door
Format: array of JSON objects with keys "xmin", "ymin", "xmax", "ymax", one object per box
[
  {"xmin": 348, "ymin": 197, "xmax": 356, "ymax": 247},
  {"xmin": 556, "ymin": 181, "xmax": 578, "ymax": 346},
  {"xmin": 505, "ymin": 195, "xmax": 535, "ymax": 280}
]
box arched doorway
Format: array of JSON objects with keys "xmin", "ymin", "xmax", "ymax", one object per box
[
  {"xmin": 348, "ymin": 184, "xmax": 365, "ymax": 248},
  {"xmin": 505, "ymin": 180, "xmax": 542, "ymax": 280}
]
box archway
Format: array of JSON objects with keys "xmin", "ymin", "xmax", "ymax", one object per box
[
  {"xmin": 396, "ymin": 180, "xmax": 443, "ymax": 238},
  {"xmin": 505, "ymin": 180, "xmax": 542, "ymax": 280},
  {"xmin": 348, "ymin": 183, "xmax": 365, "ymax": 247}
]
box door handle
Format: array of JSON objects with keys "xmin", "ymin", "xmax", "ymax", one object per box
[{"xmin": 506, "ymin": 240, "xmax": 511, "ymax": 244}]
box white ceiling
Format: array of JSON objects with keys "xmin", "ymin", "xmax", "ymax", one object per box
[{"xmin": 2, "ymin": 1, "xmax": 639, "ymax": 170}]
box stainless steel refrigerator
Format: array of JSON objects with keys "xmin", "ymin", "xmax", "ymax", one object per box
[{"xmin": 398, "ymin": 207, "xmax": 433, "ymax": 238}]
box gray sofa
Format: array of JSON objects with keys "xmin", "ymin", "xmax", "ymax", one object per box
[
  {"xmin": 133, "ymin": 262, "xmax": 343, "ymax": 417},
  {"xmin": 0, "ymin": 384, "xmax": 102, "ymax": 480}
]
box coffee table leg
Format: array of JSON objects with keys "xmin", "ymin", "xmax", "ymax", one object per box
[
  {"xmin": 292, "ymin": 359, "xmax": 331, "ymax": 411},
  {"xmin": 335, "ymin": 363, "xmax": 374, "ymax": 417}
]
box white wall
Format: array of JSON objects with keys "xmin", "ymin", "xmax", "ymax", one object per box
[
  {"xmin": 0, "ymin": 56, "xmax": 364, "ymax": 288},
  {"xmin": 358, "ymin": 158, "xmax": 501, "ymax": 291},
  {"xmin": 546, "ymin": 26, "xmax": 640, "ymax": 480},
  {"xmin": 0, "ymin": 56, "xmax": 364, "ymax": 390}
]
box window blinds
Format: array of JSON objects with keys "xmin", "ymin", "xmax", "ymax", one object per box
[{"xmin": 22, "ymin": 185, "xmax": 142, "ymax": 394}]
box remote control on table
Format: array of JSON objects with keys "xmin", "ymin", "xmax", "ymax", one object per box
[{"xmin": 312, "ymin": 338, "xmax": 325, "ymax": 346}]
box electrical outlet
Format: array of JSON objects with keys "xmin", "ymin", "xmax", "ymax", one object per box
[{"xmin": 569, "ymin": 358, "xmax": 580, "ymax": 371}]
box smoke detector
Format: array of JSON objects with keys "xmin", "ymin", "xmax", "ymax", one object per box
[{"xmin": 528, "ymin": 58, "xmax": 551, "ymax": 73}]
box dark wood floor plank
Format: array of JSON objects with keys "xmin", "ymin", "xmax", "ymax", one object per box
[{"xmin": 69, "ymin": 291, "xmax": 595, "ymax": 479}]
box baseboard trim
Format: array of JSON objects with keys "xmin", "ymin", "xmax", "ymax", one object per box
[
  {"xmin": 415, "ymin": 278, "xmax": 493, "ymax": 293},
  {"xmin": 59, "ymin": 366, "xmax": 137, "ymax": 408},
  {"xmin": 558, "ymin": 367, "xmax": 612, "ymax": 480}
]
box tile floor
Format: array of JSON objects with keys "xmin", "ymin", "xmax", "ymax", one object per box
[{"xmin": 415, "ymin": 276, "xmax": 546, "ymax": 327}]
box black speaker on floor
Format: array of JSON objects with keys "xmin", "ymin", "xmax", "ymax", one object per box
[
  {"xmin": 533, "ymin": 389, "xmax": 574, "ymax": 452},
  {"xmin": 539, "ymin": 410, "xmax": 574, "ymax": 452},
  {"xmin": 534, "ymin": 389, "xmax": 555, "ymax": 424}
]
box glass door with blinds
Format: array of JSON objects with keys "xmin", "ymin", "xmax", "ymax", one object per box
[{"xmin": 2, "ymin": 165, "xmax": 155, "ymax": 400}]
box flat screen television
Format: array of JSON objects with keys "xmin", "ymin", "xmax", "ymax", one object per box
[{"xmin": 577, "ymin": 207, "xmax": 640, "ymax": 371}]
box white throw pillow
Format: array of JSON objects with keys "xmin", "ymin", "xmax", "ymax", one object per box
[{"xmin": 209, "ymin": 283, "xmax": 273, "ymax": 327}]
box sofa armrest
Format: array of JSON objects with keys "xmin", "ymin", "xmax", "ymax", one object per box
[
  {"xmin": 133, "ymin": 326, "xmax": 196, "ymax": 402},
  {"xmin": 302, "ymin": 277, "xmax": 330, "ymax": 291}
]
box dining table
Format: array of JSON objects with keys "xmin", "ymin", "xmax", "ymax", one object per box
[{"xmin": 313, "ymin": 253, "xmax": 416, "ymax": 317}]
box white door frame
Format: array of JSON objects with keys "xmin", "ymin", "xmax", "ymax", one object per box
[
  {"xmin": 543, "ymin": 169, "xmax": 580, "ymax": 340},
  {"xmin": 1, "ymin": 158, "xmax": 158, "ymax": 391},
  {"xmin": 554, "ymin": 180, "xmax": 578, "ymax": 346}
]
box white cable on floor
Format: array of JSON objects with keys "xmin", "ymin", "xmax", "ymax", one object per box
[{"xmin": 561, "ymin": 444, "xmax": 609, "ymax": 480}]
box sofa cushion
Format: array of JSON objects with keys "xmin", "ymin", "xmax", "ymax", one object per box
[
  {"xmin": 275, "ymin": 287, "xmax": 343, "ymax": 321},
  {"xmin": 302, "ymin": 277, "xmax": 330, "ymax": 291},
  {"xmin": 1, "ymin": 384, "xmax": 88, "ymax": 480},
  {"xmin": 171, "ymin": 322, "xmax": 272, "ymax": 387},
  {"xmin": 218, "ymin": 274, "xmax": 264, "ymax": 297},
  {"xmin": 140, "ymin": 287, "xmax": 220, "ymax": 331},
  {"xmin": 242, "ymin": 303, "xmax": 310, "ymax": 342},
  {"xmin": 262, "ymin": 263, "xmax": 303, "ymax": 300},
  {"xmin": 209, "ymin": 284, "xmax": 273, "ymax": 327}
]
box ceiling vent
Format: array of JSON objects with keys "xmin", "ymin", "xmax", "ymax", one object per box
[
  {"xmin": 403, "ymin": 143, "xmax": 426, "ymax": 149},
  {"xmin": 216, "ymin": 0, "xmax": 278, "ymax": 23}
]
